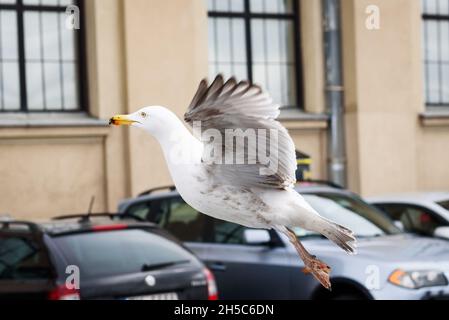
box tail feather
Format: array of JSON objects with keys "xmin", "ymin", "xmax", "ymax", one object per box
[{"xmin": 320, "ymin": 221, "xmax": 357, "ymax": 255}]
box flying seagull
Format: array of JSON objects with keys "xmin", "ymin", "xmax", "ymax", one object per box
[{"xmin": 110, "ymin": 75, "xmax": 356, "ymax": 289}]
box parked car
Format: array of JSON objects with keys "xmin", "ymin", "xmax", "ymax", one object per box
[
  {"xmin": 368, "ymin": 192, "xmax": 449, "ymax": 240},
  {"xmin": 118, "ymin": 183, "xmax": 449, "ymax": 300},
  {"xmin": 0, "ymin": 214, "xmax": 217, "ymax": 300}
]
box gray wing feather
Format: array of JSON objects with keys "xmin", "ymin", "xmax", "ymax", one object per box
[{"xmin": 185, "ymin": 75, "xmax": 297, "ymax": 189}]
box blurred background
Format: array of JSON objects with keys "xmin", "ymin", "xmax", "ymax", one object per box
[{"xmin": 0, "ymin": 0, "xmax": 448, "ymax": 220}]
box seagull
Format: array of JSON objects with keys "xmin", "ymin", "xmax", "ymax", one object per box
[{"xmin": 110, "ymin": 75, "xmax": 356, "ymax": 289}]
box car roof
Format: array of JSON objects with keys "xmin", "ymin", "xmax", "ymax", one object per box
[
  {"xmin": 294, "ymin": 184, "xmax": 353, "ymax": 195},
  {"xmin": 367, "ymin": 192, "xmax": 449, "ymax": 204},
  {"xmin": 118, "ymin": 182, "xmax": 354, "ymax": 210},
  {"xmin": 0, "ymin": 214, "xmax": 157, "ymax": 236}
]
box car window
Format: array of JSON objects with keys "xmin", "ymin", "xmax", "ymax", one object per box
[
  {"xmin": 212, "ymin": 220, "xmax": 246, "ymax": 244},
  {"xmin": 143, "ymin": 196, "xmax": 247, "ymax": 244},
  {"xmin": 296, "ymin": 193, "xmax": 400, "ymax": 237},
  {"xmin": 376, "ymin": 203, "xmax": 446, "ymax": 236},
  {"xmin": 126, "ymin": 202, "xmax": 150, "ymax": 220},
  {"xmin": 125, "ymin": 198, "xmax": 170, "ymax": 222},
  {"xmin": 52, "ymin": 229, "xmax": 195, "ymax": 280},
  {"xmin": 0, "ymin": 235, "xmax": 53, "ymax": 280},
  {"xmin": 160, "ymin": 197, "xmax": 206, "ymax": 242}
]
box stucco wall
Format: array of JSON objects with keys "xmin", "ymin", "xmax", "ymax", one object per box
[
  {"xmin": 121, "ymin": 0, "xmax": 208, "ymax": 196},
  {"xmin": 341, "ymin": 0, "xmax": 428, "ymax": 196},
  {"xmin": 0, "ymin": 127, "xmax": 109, "ymax": 219},
  {"xmin": 418, "ymin": 125, "xmax": 449, "ymax": 191}
]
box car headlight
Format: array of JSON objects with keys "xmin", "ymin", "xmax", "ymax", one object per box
[{"xmin": 389, "ymin": 269, "xmax": 448, "ymax": 289}]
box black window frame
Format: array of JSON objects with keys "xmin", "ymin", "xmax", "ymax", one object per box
[
  {"xmin": 422, "ymin": 1, "xmax": 449, "ymax": 107},
  {"xmin": 207, "ymin": 0, "xmax": 304, "ymax": 109},
  {"xmin": 0, "ymin": 0, "xmax": 88, "ymax": 113}
]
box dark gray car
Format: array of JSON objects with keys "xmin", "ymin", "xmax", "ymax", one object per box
[
  {"xmin": 118, "ymin": 183, "xmax": 449, "ymax": 300},
  {"xmin": 0, "ymin": 215, "xmax": 216, "ymax": 300}
]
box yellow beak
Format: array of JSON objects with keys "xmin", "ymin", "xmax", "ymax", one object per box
[{"xmin": 109, "ymin": 114, "xmax": 135, "ymax": 126}]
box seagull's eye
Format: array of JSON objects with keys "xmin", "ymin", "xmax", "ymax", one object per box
[{"xmin": 140, "ymin": 112, "xmax": 147, "ymax": 118}]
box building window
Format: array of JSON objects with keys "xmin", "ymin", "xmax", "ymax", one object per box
[
  {"xmin": 206, "ymin": 0, "xmax": 302, "ymax": 109},
  {"xmin": 0, "ymin": 0, "xmax": 85, "ymax": 112},
  {"xmin": 422, "ymin": 0, "xmax": 449, "ymax": 106}
]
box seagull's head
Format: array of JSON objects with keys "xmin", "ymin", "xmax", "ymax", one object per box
[{"xmin": 109, "ymin": 106, "xmax": 180, "ymax": 136}]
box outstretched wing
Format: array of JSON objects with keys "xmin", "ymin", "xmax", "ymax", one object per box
[{"xmin": 184, "ymin": 75, "xmax": 297, "ymax": 189}]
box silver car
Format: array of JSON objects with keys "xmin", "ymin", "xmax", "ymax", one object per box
[
  {"xmin": 368, "ymin": 192, "xmax": 449, "ymax": 240},
  {"xmin": 118, "ymin": 183, "xmax": 449, "ymax": 300}
]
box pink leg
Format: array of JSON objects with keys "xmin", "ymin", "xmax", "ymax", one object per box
[{"xmin": 284, "ymin": 227, "xmax": 332, "ymax": 290}]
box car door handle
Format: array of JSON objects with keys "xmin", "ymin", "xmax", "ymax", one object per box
[{"xmin": 209, "ymin": 262, "xmax": 227, "ymax": 272}]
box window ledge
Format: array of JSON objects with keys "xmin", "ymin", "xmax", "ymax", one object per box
[
  {"xmin": 278, "ymin": 108, "xmax": 328, "ymax": 130},
  {"xmin": 420, "ymin": 108, "xmax": 449, "ymax": 127},
  {"xmin": 278, "ymin": 108, "xmax": 329, "ymax": 121},
  {"xmin": 0, "ymin": 112, "xmax": 109, "ymax": 128}
]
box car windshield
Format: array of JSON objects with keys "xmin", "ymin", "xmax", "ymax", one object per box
[
  {"xmin": 292, "ymin": 192, "xmax": 401, "ymax": 238},
  {"xmin": 437, "ymin": 200, "xmax": 449, "ymax": 211},
  {"xmin": 52, "ymin": 229, "xmax": 195, "ymax": 280}
]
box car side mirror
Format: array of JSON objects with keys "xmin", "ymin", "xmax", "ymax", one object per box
[
  {"xmin": 243, "ymin": 229, "xmax": 271, "ymax": 245},
  {"xmin": 433, "ymin": 227, "xmax": 449, "ymax": 240}
]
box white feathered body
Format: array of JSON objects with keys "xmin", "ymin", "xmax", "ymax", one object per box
[{"xmin": 166, "ymin": 155, "xmax": 323, "ymax": 232}]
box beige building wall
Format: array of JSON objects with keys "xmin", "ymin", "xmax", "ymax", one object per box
[
  {"xmin": 285, "ymin": 120, "xmax": 328, "ymax": 180},
  {"xmin": 0, "ymin": 126, "xmax": 109, "ymax": 219},
  {"xmin": 121, "ymin": 0, "xmax": 209, "ymax": 196},
  {"xmin": 340, "ymin": 0, "xmax": 449, "ymax": 196},
  {"xmin": 418, "ymin": 121, "xmax": 449, "ymax": 191}
]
